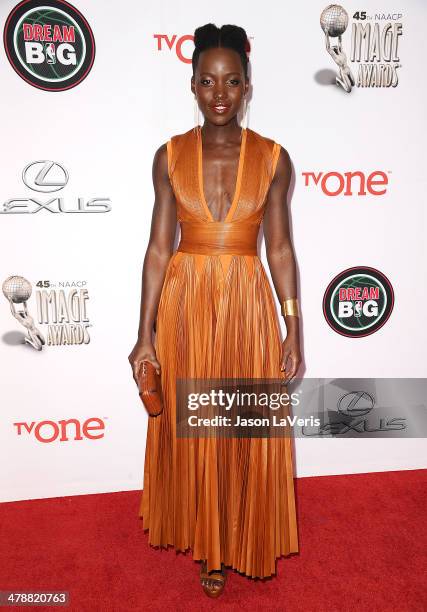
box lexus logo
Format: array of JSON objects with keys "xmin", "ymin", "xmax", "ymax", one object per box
[
  {"xmin": 1, "ymin": 161, "xmax": 111, "ymax": 213},
  {"xmin": 337, "ymin": 391, "xmax": 374, "ymax": 417},
  {"xmin": 302, "ymin": 388, "xmax": 407, "ymax": 436},
  {"xmin": 22, "ymin": 160, "xmax": 69, "ymax": 193}
]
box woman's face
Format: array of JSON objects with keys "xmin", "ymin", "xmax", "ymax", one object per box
[{"xmin": 192, "ymin": 47, "xmax": 248, "ymax": 126}]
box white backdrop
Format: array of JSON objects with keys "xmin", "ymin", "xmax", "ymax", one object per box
[{"xmin": 1, "ymin": 0, "xmax": 426, "ymax": 503}]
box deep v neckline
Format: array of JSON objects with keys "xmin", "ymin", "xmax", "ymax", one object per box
[{"xmin": 196, "ymin": 125, "xmax": 247, "ymax": 224}]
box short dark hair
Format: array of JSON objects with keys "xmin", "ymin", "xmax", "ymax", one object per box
[{"xmin": 192, "ymin": 23, "xmax": 250, "ymax": 80}]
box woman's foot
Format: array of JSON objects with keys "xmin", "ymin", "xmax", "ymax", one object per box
[{"xmin": 199, "ymin": 560, "xmax": 227, "ymax": 598}]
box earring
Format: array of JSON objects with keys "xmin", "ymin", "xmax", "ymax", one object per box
[
  {"xmin": 193, "ymin": 96, "xmax": 200, "ymax": 132},
  {"xmin": 241, "ymin": 97, "xmax": 249, "ymax": 129}
]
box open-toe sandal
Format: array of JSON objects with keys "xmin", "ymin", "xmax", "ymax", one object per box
[{"xmin": 200, "ymin": 560, "xmax": 227, "ymax": 598}]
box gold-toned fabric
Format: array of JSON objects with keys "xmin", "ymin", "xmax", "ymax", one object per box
[
  {"xmin": 139, "ymin": 126, "xmax": 299, "ymax": 578},
  {"xmin": 282, "ymin": 298, "xmax": 300, "ymax": 318}
]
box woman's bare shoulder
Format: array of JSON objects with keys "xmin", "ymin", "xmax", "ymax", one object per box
[
  {"xmin": 153, "ymin": 126, "xmax": 193, "ymax": 156},
  {"xmin": 153, "ymin": 127, "xmax": 195, "ymax": 178}
]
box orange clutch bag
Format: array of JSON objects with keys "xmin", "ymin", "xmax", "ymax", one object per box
[{"xmin": 136, "ymin": 360, "xmax": 164, "ymax": 416}]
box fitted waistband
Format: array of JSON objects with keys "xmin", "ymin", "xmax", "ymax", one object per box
[{"xmin": 176, "ymin": 221, "xmax": 259, "ymax": 255}]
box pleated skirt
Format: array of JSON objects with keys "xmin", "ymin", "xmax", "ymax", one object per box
[{"xmin": 139, "ymin": 251, "xmax": 299, "ymax": 578}]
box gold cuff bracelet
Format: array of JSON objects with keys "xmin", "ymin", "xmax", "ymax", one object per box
[{"xmin": 281, "ymin": 298, "xmax": 300, "ymax": 318}]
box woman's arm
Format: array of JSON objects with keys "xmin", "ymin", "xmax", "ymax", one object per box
[
  {"xmin": 263, "ymin": 146, "xmax": 301, "ymax": 381},
  {"xmin": 128, "ymin": 142, "xmax": 177, "ymax": 378}
]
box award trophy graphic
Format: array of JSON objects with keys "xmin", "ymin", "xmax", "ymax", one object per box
[
  {"xmin": 320, "ymin": 4, "xmax": 355, "ymax": 93},
  {"xmin": 2, "ymin": 275, "xmax": 45, "ymax": 351}
]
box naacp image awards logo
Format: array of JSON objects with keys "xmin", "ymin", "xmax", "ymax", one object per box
[
  {"xmin": 2, "ymin": 275, "xmax": 92, "ymax": 350},
  {"xmin": 320, "ymin": 4, "xmax": 402, "ymax": 92}
]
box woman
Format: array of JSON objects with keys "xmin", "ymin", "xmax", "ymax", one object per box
[{"xmin": 129, "ymin": 23, "xmax": 301, "ymax": 598}]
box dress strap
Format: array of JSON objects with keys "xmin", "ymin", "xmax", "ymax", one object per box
[
  {"xmin": 270, "ymin": 142, "xmax": 282, "ymax": 182},
  {"xmin": 166, "ymin": 132, "xmax": 189, "ymax": 180},
  {"xmin": 166, "ymin": 139, "xmax": 172, "ymax": 181}
]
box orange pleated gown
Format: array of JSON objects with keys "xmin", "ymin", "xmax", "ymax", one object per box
[{"xmin": 139, "ymin": 125, "xmax": 299, "ymax": 578}]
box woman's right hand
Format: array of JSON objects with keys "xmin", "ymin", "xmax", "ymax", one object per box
[{"xmin": 128, "ymin": 340, "xmax": 161, "ymax": 384}]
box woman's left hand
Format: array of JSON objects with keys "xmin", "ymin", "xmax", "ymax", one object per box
[{"xmin": 280, "ymin": 334, "xmax": 301, "ymax": 383}]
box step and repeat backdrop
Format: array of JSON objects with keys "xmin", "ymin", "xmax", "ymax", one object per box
[{"xmin": 1, "ymin": 1, "xmax": 426, "ymax": 502}]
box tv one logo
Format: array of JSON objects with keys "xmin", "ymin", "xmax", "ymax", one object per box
[
  {"xmin": 302, "ymin": 170, "xmax": 390, "ymax": 196},
  {"xmin": 154, "ymin": 34, "xmax": 252, "ymax": 63},
  {"xmin": 154, "ymin": 34, "xmax": 194, "ymax": 63},
  {"xmin": 14, "ymin": 417, "xmax": 106, "ymax": 443}
]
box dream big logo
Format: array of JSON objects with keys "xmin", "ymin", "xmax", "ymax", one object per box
[
  {"xmin": 3, "ymin": 0, "xmax": 95, "ymax": 91},
  {"xmin": 323, "ymin": 266, "xmax": 394, "ymax": 337}
]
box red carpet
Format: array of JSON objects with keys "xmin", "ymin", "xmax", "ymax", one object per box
[{"xmin": 1, "ymin": 469, "xmax": 426, "ymax": 611}]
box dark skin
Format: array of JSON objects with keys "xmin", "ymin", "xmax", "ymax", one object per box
[{"xmin": 128, "ymin": 47, "xmax": 301, "ymax": 387}]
